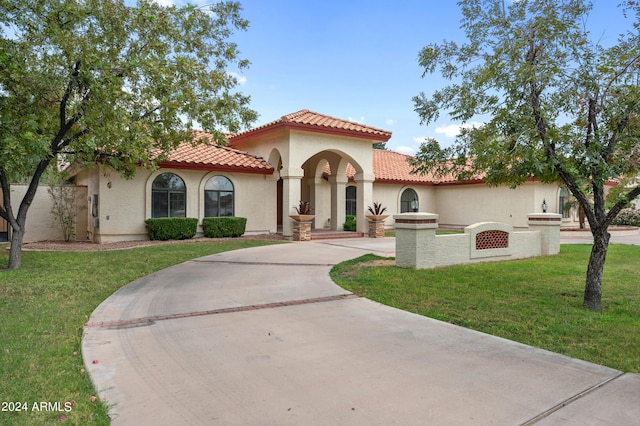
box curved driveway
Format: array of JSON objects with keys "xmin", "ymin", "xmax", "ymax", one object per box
[{"xmin": 83, "ymin": 238, "xmax": 640, "ymax": 425}]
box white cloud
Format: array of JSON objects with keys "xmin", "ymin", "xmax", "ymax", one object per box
[
  {"xmin": 435, "ymin": 122, "xmax": 484, "ymax": 138},
  {"xmin": 229, "ymin": 72, "xmax": 247, "ymax": 85},
  {"xmin": 394, "ymin": 146, "xmax": 416, "ymax": 155},
  {"xmin": 412, "ymin": 136, "xmax": 429, "ymax": 143},
  {"xmin": 348, "ymin": 116, "xmax": 365, "ymax": 123},
  {"xmin": 385, "ymin": 119, "xmax": 396, "ymax": 126}
]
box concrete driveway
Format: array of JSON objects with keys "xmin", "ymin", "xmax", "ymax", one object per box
[{"xmin": 83, "ymin": 238, "xmax": 640, "ymax": 425}]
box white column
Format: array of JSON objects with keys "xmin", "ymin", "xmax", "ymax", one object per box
[
  {"xmin": 329, "ymin": 175, "xmax": 347, "ymax": 231},
  {"xmin": 281, "ymin": 167, "xmax": 304, "ymax": 239},
  {"xmin": 355, "ymin": 172, "xmax": 375, "ymax": 234},
  {"xmin": 528, "ymin": 213, "xmax": 562, "ymax": 255},
  {"xmin": 394, "ymin": 213, "xmax": 439, "ymax": 269}
]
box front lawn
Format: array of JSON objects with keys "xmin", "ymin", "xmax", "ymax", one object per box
[
  {"xmin": 330, "ymin": 244, "xmax": 640, "ymax": 373},
  {"xmin": 0, "ymin": 240, "xmax": 281, "ymax": 426}
]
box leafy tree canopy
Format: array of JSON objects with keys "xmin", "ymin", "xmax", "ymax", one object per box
[
  {"xmin": 0, "ymin": 0, "xmax": 257, "ymax": 269},
  {"xmin": 412, "ymin": 0, "xmax": 640, "ymax": 311}
]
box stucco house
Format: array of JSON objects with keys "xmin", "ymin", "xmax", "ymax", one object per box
[{"xmin": 1, "ymin": 109, "xmax": 578, "ymax": 243}]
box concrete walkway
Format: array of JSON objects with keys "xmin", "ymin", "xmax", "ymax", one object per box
[{"xmin": 83, "ymin": 238, "xmax": 640, "ymax": 425}]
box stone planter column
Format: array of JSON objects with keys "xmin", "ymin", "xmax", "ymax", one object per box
[
  {"xmin": 366, "ymin": 215, "xmax": 389, "ymax": 238},
  {"xmin": 394, "ymin": 213, "xmax": 438, "ymax": 269},
  {"xmin": 528, "ymin": 213, "xmax": 562, "ymax": 255},
  {"xmin": 290, "ymin": 215, "xmax": 315, "ymax": 241}
]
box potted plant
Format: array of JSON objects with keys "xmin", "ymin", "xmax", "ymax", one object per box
[
  {"xmin": 289, "ymin": 201, "xmax": 315, "ymax": 223},
  {"xmin": 289, "ymin": 201, "xmax": 315, "ymax": 241},
  {"xmin": 366, "ymin": 202, "xmax": 388, "ymax": 238},
  {"xmin": 366, "ymin": 202, "xmax": 388, "ymax": 221}
]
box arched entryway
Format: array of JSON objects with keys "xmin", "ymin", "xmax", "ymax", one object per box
[
  {"xmin": 296, "ymin": 149, "xmax": 371, "ymax": 235},
  {"xmin": 230, "ymin": 110, "xmax": 391, "ymax": 239}
]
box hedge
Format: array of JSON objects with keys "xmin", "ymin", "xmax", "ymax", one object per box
[
  {"xmin": 145, "ymin": 217, "xmax": 198, "ymax": 240},
  {"xmin": 343, "ymin": 215, "xmax": 356, "ymax": 232},
  {"xmin": 202, "ymin": 216, "xmax": 247, "ymax": 238}
]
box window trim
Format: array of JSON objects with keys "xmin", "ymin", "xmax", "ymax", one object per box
[
  {"xmin": 151, "ymin": 172, "xmax": 187, "ymax": 218},
  {"xmin": 400, "ymin": 188, "xmax": 419, "ymax": 213},
  {"xmin": 204, "ymin": 175, "xmax": 235, "ymax": 217}
]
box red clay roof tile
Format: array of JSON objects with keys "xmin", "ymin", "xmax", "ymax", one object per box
[
  {"xmin": 159, "ymin": 130, "xmax": 273, "ymax": 174},
  {"xmin": 230, "ymin": 109, "xmax": 392, "ymax": 143}
]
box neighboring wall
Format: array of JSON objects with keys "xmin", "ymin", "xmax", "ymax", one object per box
[
  {"xmin": 434, "ymin": 181, "xmax": 560, "ymax": 228},
  {"xmin": 5, "ymin": 184, "xmax": 88, "ymax": 242},
  {"xmin": 75, "ymin": 166, "xmax": 277, "ymax": 243}
]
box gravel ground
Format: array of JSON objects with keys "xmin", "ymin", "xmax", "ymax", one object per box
[{"xmin": 19, "ymin": 234, "xmax": 285, "ymax": 252}]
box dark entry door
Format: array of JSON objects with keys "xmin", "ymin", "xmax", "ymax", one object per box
[{"xmin": 0, "ymin": 216, "xmax": 7, "ymax": 242}]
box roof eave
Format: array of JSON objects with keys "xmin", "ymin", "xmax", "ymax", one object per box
[
  {"xmin": 230, "ymin": 121, "xmax": 391, "ymax": 145},
  {"xmin": 158, "ymin": 161, "xmax": 274, "ymax": 175}
]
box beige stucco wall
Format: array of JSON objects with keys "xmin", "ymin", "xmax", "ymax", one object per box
[
  {"xmin": 75, "ymin": 166, "xmax": 277, "ymax": 243},
  {"xmin": 6, "ymin": 184, "xmax": 88, "ymax": 242},
  {"xmin": 372, "ymin": 184, "xmax": 436, "ymax": 227},
  {"xmin": 434, "ymin": 181, "xmax": 560, "ymax": 228}
]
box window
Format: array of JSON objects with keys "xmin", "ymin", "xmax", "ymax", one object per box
[
  {"xmin": 345, "ymin": 186, "xmax": 356, "ymax": 216},
  {"xmin": 205, "ymin": 176, "xmax": 234, "ymax": 217},
  {"xmin": 401, "ymin": 188, "xmax": 419, "ymax": 213},
  {"xmin": 152, "ymin": 173, "xmax": 186, "ymax": 218},
  {"xmin": 559, "ymin": 187, "xmax": 570, "ymax": 218}
]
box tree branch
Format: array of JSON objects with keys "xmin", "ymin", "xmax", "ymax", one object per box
[{"xmin": 60, "ymin": 61, "xmax": 81, "ymax": 130}]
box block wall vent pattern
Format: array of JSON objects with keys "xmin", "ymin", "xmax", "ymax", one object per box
[{"xmin": 476, "ymin": 230, "xmax": 509, "ymax": 250}]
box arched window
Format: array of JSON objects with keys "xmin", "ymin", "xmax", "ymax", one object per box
[
  {"xmin": 559, "ymin": 187, "xmax": 570, "ymax": 218},
  {"xmin": 152, "ymin": 173, "xmax": 186, "ymax": 218},
  {"xmin": 401, "ymin": 188, "xmax": 419, "ymax": 213},
  {"xmin": 345, "ymin": 186, "xmax": 356, "ymax": 216},
  {"xmin": 205, "ymin": 176, "xmax": 234, "ymax": 217}
]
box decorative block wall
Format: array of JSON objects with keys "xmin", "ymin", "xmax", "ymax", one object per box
[{"xmin": 394, "ymin": 213, "xmax": 562, "ymax": 269}]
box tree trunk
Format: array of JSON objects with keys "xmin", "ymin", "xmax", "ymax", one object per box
[
  {"xmin": 583, "ymin": 228, "xmax": 610, "ymax": 312},
  {"xmin": 8, "ymin": 226, "xmax": 25, "ymax": 270}
]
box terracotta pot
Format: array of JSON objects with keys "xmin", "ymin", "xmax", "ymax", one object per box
[
  {"xmin": 289, "ymin": 214, "xmax": 315, "ymax": 222},
  {"xmin": 366, "ymin": 215, "xmax": 389, "ymax": 222}
]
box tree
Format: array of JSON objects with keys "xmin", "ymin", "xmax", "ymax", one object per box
[
  {"xmin": 411, "ymin": 0, "xmax": 640, "ymax": 311},
  {"xmin": 0, "ymin": 0, "xmax": 257, "ymax": 269}
]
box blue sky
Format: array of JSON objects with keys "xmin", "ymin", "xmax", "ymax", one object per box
[{"xmin": 161, "ymin": 1, "xmax": 630, "ymax": 155}]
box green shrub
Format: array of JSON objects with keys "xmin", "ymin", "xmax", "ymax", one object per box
[
  {"xmin": 612, "ymin": 208, "xmax": 640, "ymax": 227},
  {"xmin": 202, "ymin": 216, "xmax": 247, "ymax": 238},
  {"xmin": 145, "ymin": 217, "xmax": 198, "ymax": 240},
  {"xmin": 343, "ymin": 214, "xmax": 356, "ymax": 232}
]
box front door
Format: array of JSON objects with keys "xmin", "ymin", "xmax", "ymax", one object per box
[{"xmin": 0, "ymin": 189, "xmax": 8, "ymax": 242}]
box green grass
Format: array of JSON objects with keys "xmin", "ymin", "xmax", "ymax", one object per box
[
  {"xmin": 331, "ymin": 244, "xmax": 640, "ymax": 373},
  {"xmin": 0, "ymin": 239, "xmax": 281, "ymax": 426}
]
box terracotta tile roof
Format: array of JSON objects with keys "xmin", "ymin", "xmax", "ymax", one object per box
[
  {"xmin": 159, "ymin": 130, "xmax": 273, "ymax": 174},
  {"xmin": 339, "ymin": 149, "xmax": 477, "ymax": 185},
  {"xmin": 230, "ymin": 109, "xmax": 392, "ymax": 143},
  {"xmin": 336, "ymin": 150, "xmax": 433, "ymax": 184}
]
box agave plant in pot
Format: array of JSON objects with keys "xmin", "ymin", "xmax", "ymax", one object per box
[
  {"xmin": 366, "ymin": 202, "xmax": 388, "ymax": 238},
  {"xmin": 289, "ymin": 201, "xmax": 314, "ymax": 241},
  {"xmin": 366, "ymin": 202, "xmax": 388, "ymax": 221},
  {"xmin": 289, "ymin": 201, "xmax": 314, "ymax": 223}
]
